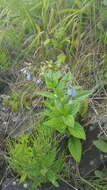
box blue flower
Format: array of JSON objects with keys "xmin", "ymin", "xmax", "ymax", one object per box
[
  {"xmin": 67, "ymin": 88, "xmax": 72, "ymax": 96},
  {"xmin": 71, "ymin": 88, "xmax": 76, "ymax": 96},
  {"xmin": 67, "ymin": 88, "xmax": 76, "ymax": 97},
  {"xmin": 68, "ymin": 99, "xmax": 72, "ymax": 104}
]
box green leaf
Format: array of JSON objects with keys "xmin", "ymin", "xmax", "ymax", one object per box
[
  {"xmin": 47, "ymin": 171, "xmax": 59, "ymax": 187},
  {"xmin": 95, "ymin": 170, "xmax": 105, "ymax": 179},
  {"xmin": 57, "ymin": 53, "xmax": 66, "ymax": 64},
  {"xmin": 51, "ymin": 180, "xmax": 59, "ymax": 187},
  {"xmin": 40, "ymin": 168, "xmax": 48, "ymax": 176},
  {"xmin": 44, "ymin": 39, "xmax": 51, "ymax": 46},
  {"xmin": 57, "ymin": 80, "xmax": 66, "ymax": 91},
  {"xmin": 76, "ymin": 90, "xmax": 93, "ymax": 100},
  {"xmin": 44, "ymin": 101, "xmax": 53, "ymax": 110},
  {"xmin": 45, "ymin": 71, "xmax": 61, "ymax": 89},
  {"xmin": 79, "ymin": 98, "xmax": 89, "ymax": 116},
  {"xmin": 36, "ymin": 91, "xmax": 54, "ymax": 98},
  {"xmin": 57, "ymin": 72, "xmax": 72, "ymax": 90},
  {"xmin": 93, "ymin": 139, "xmax": 107, "ymax": 153},
  {"xmin": 68, "ymin": 137, "xmax": 82, "ymax": 162},
  {"xmin": 19, "ymin": 174, "xmax": 27, "ymax": 183},
  {"xmin": 68, "ymin": 122, "xmax": 86, "ymax": 140},
  {"xmin": 62, "ymin": 71, "xmax": 72, "ymax": 81},
  {"xmin": 63, "ymin": 115, "xmax": 74, "ymax": 128},
  {"xmin": 43, "ymin": 118, "xmax": 66, "ymax": 133},
  {"xmin": 64, "ymin": 101, "xmax": 80, "ymax": 116}
]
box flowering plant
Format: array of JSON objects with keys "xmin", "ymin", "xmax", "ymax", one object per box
[{"xmin": 37, "ymin": 70, "xmax": 92, "ymax": 162}]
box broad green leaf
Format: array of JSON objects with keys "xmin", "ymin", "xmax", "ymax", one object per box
[
  {"xmin": 93, "ymin": 139, "xmax": 107, "ymax": 153},
  {"xmin": 64, "ymin": 101, "xmax": 80, "ymax": 116},
  {"xmin": 43, "ymin": 118, "xmax": 66, "ymax": 133},
  {"xmin": 63, "ymin": 115, "xmax": 74, "ymax": 128},
  {"xmin": 68, "ymin": 137, "xmax": 82, "ymax": 162},
  {"xmin": 68, "ymin": 122, "xmax": 86, "ymax": 140}
]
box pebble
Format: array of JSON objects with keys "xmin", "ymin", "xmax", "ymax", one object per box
[
  {"xmin": 36, "ymin": 79, "xmax": 42, "ymax": 84},
  {"xmin": 89, "ymin": 126, "xmax": 94, "ymax": 131},
  {"xmin": 23, "ymin": 183, "xmax": 28, "ymax": 188},
  {"xmin": 103, "ymin": 155, "xmax": 107, "ymax": 158},
  {"xmin": 12, "ymin": 181, "xmax": 16, "ymax": 185},
  {"xmin": 100, "ymin": 154, "xmax": 104, "ymax": 160},
  {"xmin": 89, "ymin": 160, "xmax": 94, "ymax": 166},
  {"xmin": 3, "ymin": 121, "xmax": 7, "ymax": 125}
]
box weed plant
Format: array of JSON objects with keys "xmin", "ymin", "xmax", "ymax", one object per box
[
  {"xmin": 8, "ymin": 126, "xmax": 65, "ymax": 188},
  {"xmin": 37, "ymin": 70, "xmax": 92, "ymax": 162}
]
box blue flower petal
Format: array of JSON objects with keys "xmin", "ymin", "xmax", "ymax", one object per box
[
  {"xmin": 71, "ymin": 88, "xmax": 76, "ymax": 96},
  {"xmin": 67, "ymin": 88, "xmax": 72, "ymax": 96}
]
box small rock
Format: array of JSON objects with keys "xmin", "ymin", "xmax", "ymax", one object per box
[
  {"xmin": 3, "ymin": 121, "xmax": 7, "ymax": 125},
  {"xmin": 89, "ymin": 160, "xmax": 95, "ymax": 166},
  {"xmin": 2, "ymin": 179, "xmax": 29, "ymax": 190},
  {"xmin": 12, "ymin": 181, "xmax": 16, "ymax": 186},
  {"xmin": 23, "ymin": 183, "xmax": 28, "ymax": 188},
  {"xmin": 89, "ymin": 126, "xmax": 94, "ymax": 131}
]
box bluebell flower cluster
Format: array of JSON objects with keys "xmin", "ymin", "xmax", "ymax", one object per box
[
  {"xmin": 67, "ymin": 88, "xmax": 76, "ymax": 104},
  {"xmin": 67, "ymin": 88, "xmax": 76, "ymax": 96}
]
